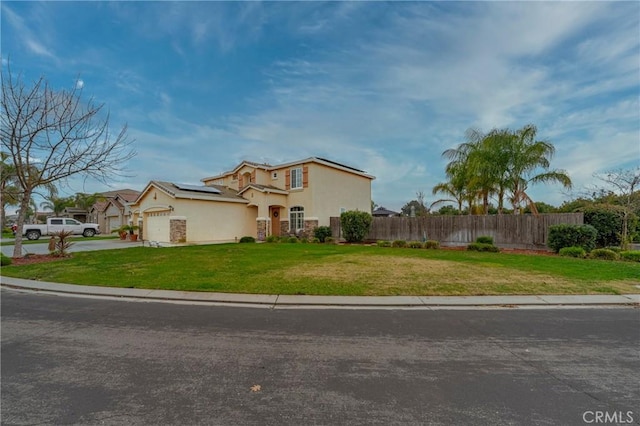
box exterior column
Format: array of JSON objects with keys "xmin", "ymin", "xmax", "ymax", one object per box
[
  {"xmin": 169, "ymin": 216, "xmax": 187, "ymax": 243},
  {"xmin": 256, "ymin": 217, "xmax": 268, "ymax": 241},
  {"xmin": 303, "ymin": 218, "xmax": 319, "ymax": 239},
  {"xmin": 279, "ymin": 220, "xmax": 289, "ymax": 236}
]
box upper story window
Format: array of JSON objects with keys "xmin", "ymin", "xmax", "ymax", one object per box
[{"xmin": 291, "ymin": 167, "xmax": 303, "ymax": 189}]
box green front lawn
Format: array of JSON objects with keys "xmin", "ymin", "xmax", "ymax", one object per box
[{"xmin": 2, "ymin": 243, "xmax": 638, "ymax": 296}]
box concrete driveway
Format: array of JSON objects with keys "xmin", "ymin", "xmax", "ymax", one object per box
[{"xmin": 1, "ymin": 237, "xmax": 141, "ymax": 257}]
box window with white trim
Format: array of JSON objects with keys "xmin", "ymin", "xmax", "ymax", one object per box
[
  {"xmin": 290, "ymin": 167, "xmax": 302, "ymax": 189},
  {"xmin": 290, "ymin": 206, "xmax": 304, "ymax": 232}
]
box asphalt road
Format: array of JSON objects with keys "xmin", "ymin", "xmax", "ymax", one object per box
[{"xmin": 2, "ymin": 291, "xmax": 639, "ymax": 426}]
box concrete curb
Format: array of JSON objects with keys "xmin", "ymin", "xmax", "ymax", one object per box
[{"xmin": 2, "ymin": 276, "xmax": 639, "ymax": 309}]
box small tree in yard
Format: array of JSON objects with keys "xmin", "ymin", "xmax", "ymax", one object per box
[
  {"xmin": 340, "ymin": 210, "xmax": 372, "ymax": 243},
  {"xmin": 1, "ymin": 65, "xmax": 136, "ymax": 257},
  {"xmin": 592, "ymin": 168, "xmax": 640, "ymax": 249},
  {"xmin": 51, "ymin": 230, "xmax": 74, "ymax": 257}
]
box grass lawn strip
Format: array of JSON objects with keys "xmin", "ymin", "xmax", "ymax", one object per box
[{"xmin": 1, "ymin": 243, "xmax": 638, "ymax": 296}]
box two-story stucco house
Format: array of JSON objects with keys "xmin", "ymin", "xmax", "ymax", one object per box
[{"xmin": 131, "ymin": 157, "xmax": 374, "ymax": 244}]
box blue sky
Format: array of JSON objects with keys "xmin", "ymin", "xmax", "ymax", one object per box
[{"xmin": 2, "ymin": 1, "xmax": 639, "ymax": 212}]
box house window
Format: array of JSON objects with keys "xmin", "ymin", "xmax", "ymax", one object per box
[
  {"xmin": 290, "ymin": 167, "xmax": 302, "ymax": 189},
  {"xmin": 290, "ymin": 206, "xmax": 304, "ymax": 232},
  {"xmin": 272, "ymin": 171, "xmax": 278, "ymax": 179}
]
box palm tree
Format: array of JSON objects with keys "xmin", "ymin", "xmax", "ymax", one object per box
[
  {"xmin": 74, "ymin": 193, "xmax": 104, "ymax": 211},
  {"xmin": 1, "ymin": 151, "xmax": 19, "ymax": 227},
  {"xmin": 40, "ymin": 195, "xmax": 74, "ymax": 217},
  {"xmin": 432, "ymin": 161, "xmax": 470, "ymax": 214},
  {"xmin": 442, "ymin": 128, "xmax": 499, "ymax": 214},
  {"xmin": 504, "ymin": 124, "xmax": 572, "ymax": 214}
]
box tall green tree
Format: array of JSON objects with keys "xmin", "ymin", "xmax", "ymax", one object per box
[
  {"xmin": 504, "ymin": 124, "xmax": 572, "ymax": 214},
  {"xmin": 441, "ymin": 128, "xmax": 497, "ymax": 214},
  {"xmin": 40, "ymin": 195, "xmax": 74, "ymax": 217},
  {"xmin": 437, "ymin": 124, "xmax": 571, "ymax": 216},
  {"xmin": 1, "ymin": 152, "xmax": 19, "ymax": 227},
  {"xmin": 592, "ymin": 167, "xmax": 640, "ymax": 248}
]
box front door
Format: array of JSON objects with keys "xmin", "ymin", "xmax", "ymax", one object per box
[{"xmin": 270, "ymin": 207, "xmax": 280, "ymax": 237}]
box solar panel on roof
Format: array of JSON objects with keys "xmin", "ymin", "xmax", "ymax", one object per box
[{"xmin": 174, "ymin": 183, "xmax": 222, "ymax": 194}]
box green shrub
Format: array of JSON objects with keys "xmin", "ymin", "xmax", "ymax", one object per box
[
  {"xmin": 584, "ymin": 208, "xmax": 623, "ymax": 247},
  {"xmin": 547, "ymin": 224, "xmax": 597, "ymax": 253},
  {"xmin": 476, "ymin": 236, "xmax": 494, "ymax": 245},
  {"xmin": 300, "ymin": 237, "xmax": 309, "ymax": 243},
  {"xmin": 311, "ymin": 237, "xmax": 320, "ymax": 243},
  {"xmin": 620, "ymin": 251, "xmax": 640, "ymax": 262},
  {"xmin": 605, "ymin": 246, "xmax": 622, "ymax": 253},
  {"xmin": 265, "ymin": 235, "xmax": 279, "ymax": 243},
  {"xmin": 340, "ymin": 210, "xmax": 372, "ymax": 243},
  {"xmin": 391, "ymin": 240, "xmax": 407, "ymax": 248},
  {"xmin": 1, "ymin": 252, "xmax": 12, "ymax": 266},
  {"xmin": 408, "ymin": 241, "xmax": 424, "ymax": 249},
  {"xmin": 279, "ymin": 236, "xmax": 291, "ymax": 243},
  {"xmin": 467, "ymin": 242, "xmax": 500, "ymax": 252},
  {"xmin": 558, "ymin": 246, "xmax": 586, "ymax": 258},
  {"xmin": 287, "ymin": 236, "xmax": 299, "ymax": 243},
  {"xmin": 313, "ymin": 226, "xmax": 332, "ymax": 243},
  {"xmin": 239, "ymin": 236, "xmax": 256, "ymax": 243},
  {"xmin": 589, "ymin": 248, "xmax": 619, "ymax": 261},
  {"xmin": 377, "ymin": 240, "xmax": 391, "ymax": 247},
  {"xmin": 424, "ymin": 240, "xmax": 440, "ymax": 249},
  {"xmin": 324, "ymin": 237, "xmax": 336, "ymax": 244}
]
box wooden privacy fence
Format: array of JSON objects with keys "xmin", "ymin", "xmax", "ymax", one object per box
[{"xmin": 330, "ymin": 213, "xmax": 584, "ymax": 250}]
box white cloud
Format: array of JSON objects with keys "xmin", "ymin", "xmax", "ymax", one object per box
[
  {"xmin": 22, "ymin": 2, "xmax": 633, "ymax": 211},
  {"xmin": 2, "ymin": 4, "xmax": 57, "ymax": 61}
]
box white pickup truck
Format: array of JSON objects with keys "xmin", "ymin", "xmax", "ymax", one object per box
[{"xmin": 21, "ymin": 217, "xmax": 101, "ymax": 240}]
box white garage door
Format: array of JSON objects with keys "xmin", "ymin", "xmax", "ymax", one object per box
[{"xmin": 145, "ymin": 212, "xmax": 170, "ymax": 243}]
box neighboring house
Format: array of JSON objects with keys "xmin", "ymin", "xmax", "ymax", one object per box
[
  {"xmin": 88, "ymin": 189, "xmax": 141, "ymax": 233},
  {"xmin": 372, "ymin": 207, "xmax": 399, "ymax": 217},
  {"xmin": 62, "ymin": 207, "xmax": 90, "ymax": 223},
  {"xmin": 131, "ymin": 157, "xmax": 375, "ymax": 244}
]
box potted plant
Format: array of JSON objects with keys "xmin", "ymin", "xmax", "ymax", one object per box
[
  {"xmin": 112, "ymin": 226, "xmax": 128, "ymax": 240},
  {"xmin": 123, "ymin": 224, "xmax": 140, "ymax": 241}
]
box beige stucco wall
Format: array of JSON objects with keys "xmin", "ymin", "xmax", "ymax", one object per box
[
  {"xmin": 135, "ymin": 185, "xmax": 256, "ymax": 243},
  {"xmin": 307, "ymin": 163, "xmax": 372, "ymax": 227},
  {"xmin": 180, "ymin": 198, "xmax": 256, "ymax": 242}
]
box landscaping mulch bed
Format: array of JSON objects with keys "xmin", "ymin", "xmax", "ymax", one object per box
[
  {"xmin": 439, "ymin": 246, "xmax": 556, "ymax": 256},
  {"xmin": 8, "ymin": 254, "xmax": 70, "ymax": 266}
]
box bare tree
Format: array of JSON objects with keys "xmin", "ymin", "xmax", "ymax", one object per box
[
  {"xmin": 1, "ymin": 66, "xmax": 136, "ymax": 257},
  {"xmin": 593, "ymin": 167, "xmax": 640, "ymax": 249}
]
